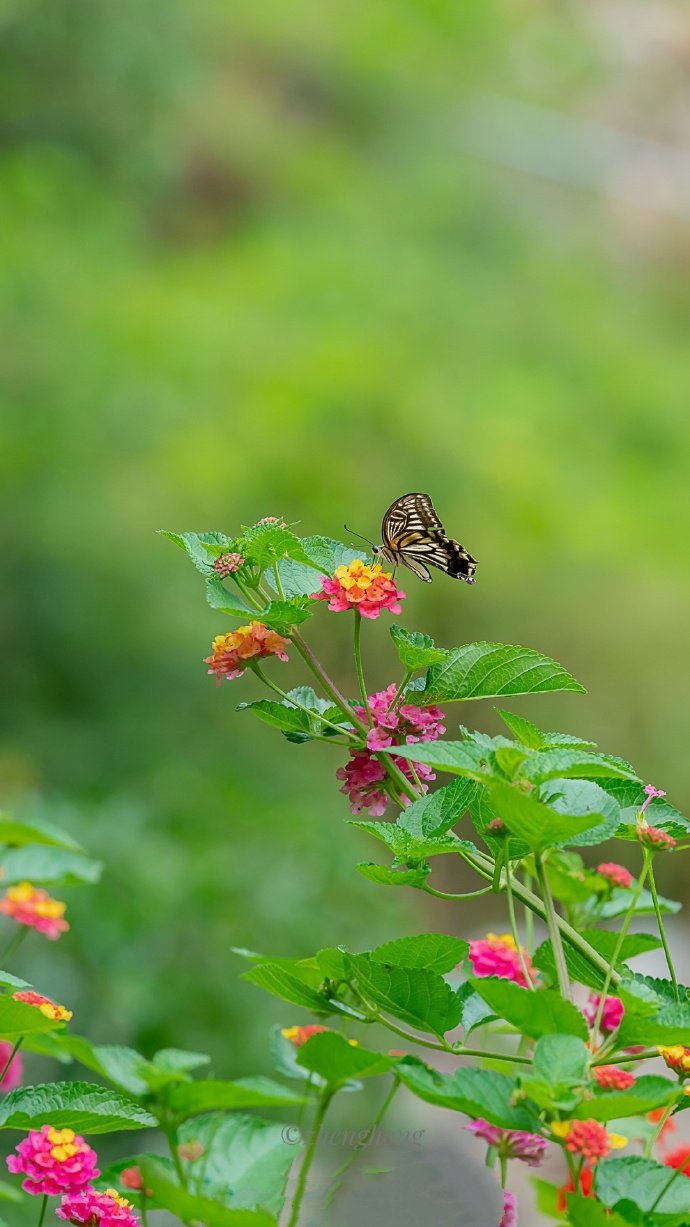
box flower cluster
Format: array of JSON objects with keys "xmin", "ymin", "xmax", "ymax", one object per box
[
  {"xmin": 7, "ymin": 1127, "xmax": 99, "ymax": 1195},
  {"xmin": 468, "ymin": 932, "xmax": 536, "ymax": 989},
  {"xmin": 664, "ymin": 1146, "xmax": 690, "ymax": 1176},
  {"xmin": 583, "ymin": 993, "xmax": 624, "ymax": 1035},
  {"xmin": 281, "ymin": 1024, "xmax": 328, "ymax": 1048},
  {"xmin": 593, "ymin": 1065, "xmax": 635, "ymax": 1091},
  {"xmin": 638, "ymin": 826, "xmax": 676, "ymax": 851},
  {"xmin": 178, "ymin": 1141, "xmax": 205, "ymax": 1162},
  {"xmin": 0, "ymin": 1039, "xmax": 23, "ymax": 1092},
  {"xmin": 597, "ymin": 862, "xmax": 633, "ymax": 889},
  {"xmin": 13, "ymin": 990, "xmax": 72, "ymax": 1022},
  {"xmin": 204, "ymin": 622, "xmax": 289, "ymax": 684},
  {"xmin": 212, "ymin": 552, "xmax": 244, "ymax": 577},
  {"xmin": 258, "ymin": 516, "xmax": 286, "ymax": 527},
  {"xmin": 552, "ymin": 1119, "xmax": 627, "ymax": 1162},
  {"xmin": 0, "ymin": 883, "xmax": 69, "ymax": 940},
  {"xmin": 57, "ymin": 1188, "xmax": 140, "ymax": 1225},
  {"xmin": 311, "ymin": 560, "xmax": 405, "ymax": 620},
  {"xmin": 336, "ymin": 685, "xmax": 445, "ymax": 816},
  {"xmin": 658, "ymin": 1045, "xmax": 690, "ymax": 1076},
  {"xmin": 465, "ymin": 1119, "xmax": 547, "ymax": 1167}
]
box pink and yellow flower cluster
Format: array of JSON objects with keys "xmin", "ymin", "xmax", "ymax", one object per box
[
  {"xmin": 0, "ymin": 883, "xmax": 69, "ymax": 940},
  {"xmin": 204, "ymin": 621, "xmax": 289, "ymax": 684},
  {"xmin": 7, "ymin": 1126, "xmax": 99, "ymax": 1196},
  {"xmin": 468, "ymin": 932, "xmax": 536, "ymax": 989},
  {"xmin": 57, "ymin": 1187, "xmax": 140, "ymax": 1225},
  {"xmin": 311, "ymin": 560, "xmax": 405, "ymax": 620},
  {"xmin": 13, "ymin": 990, "xmax": 72, "ymax": 1022}
]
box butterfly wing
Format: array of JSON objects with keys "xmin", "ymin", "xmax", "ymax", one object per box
[{"xmin": 381, "ymin": 493, "xmax": 478, "ymax": 585}]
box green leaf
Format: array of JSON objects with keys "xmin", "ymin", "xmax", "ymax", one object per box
[
  {"xmin": 349, "ymin": 955, "xmax": 462, "ymax": 1037},
  {"xmin": 272, "ymin": 535, "xmax": 365, "ymax": 599},
  {"xmin": 595, "ymin": 780, "xmax": 690, "ymax": 833},
  {"xmin": 395, "ymin": 779, "xmax": 477, "ymax": 838},
  {"xmin": 238, "ymin": 688, "xmax": 345, "ymax": 744},
  {"xmin": 618, "ymin": 1002, "xmax": 690, "ymax": 1048},
  {"xmin": 456, "ymin": 982, "xmax": 497, "ymax": 1034},
  {"xmin": 351, "ymin": 818, "xmax": 476, "ymax": 864},
  {"xmin": 153, "ymin": 1048, "xmax": 211, "ymax": 1074},
  {"xmin": 566, "ymin": 1193, "xmax": 634, "ymax": 1227},
  {"xmin": 421, "ymin": 642, "xmax": 585, "ymax": 703},
  {"xmin": 241, "ymin": 523, "xmax": 316, "ymax": 572},
  {"xmin": 389, "ymin": 626, "xmax": 447, "ymax": 671},
  {"xmin": 0, "ymin": 996, "xmax": 67, "ymax": 1040},
  {"xmin": 0, "ymin": 845, "xmax": 102, "ymax": 886},
  {"xmin": 160, "ymin": 530, "xmax": 233, "ymax": 575},
  {"xmin": 0, "ymin": 1083, "xmax": 157, "ymax": 1132},
  {"xmin": 594, "ymin": 1155, "xmax": 690, "ymax": 1215},
  {"xmin": 486, "ymin": 780, "xmax": 608, "ymax": 853},
  {"xmin": 0, "ymin": 970, "xmax": 32, "ymax": 991},
  {"xmin": 534, "ymin": 931, "xmax": 662, "ymax": 993},
  {"xmin": 205, "ymin": 578, "xmax": 313, "ymax": 634},
  {"xmin": 241, "ymin": 964, "xmax": 334, "ymax": 1015},
  {"xmin": 0, "ymin": 813, "xmax": 83, "ymax": 851},
  {"xmin": 397, "ymin": 1057, "xmax": 537, "ymax": 1130},
  {"xmin": 574, "ymin": 1076, "xmax": 680, "ymax": 1122},
  {"xmin": 296, "ymin": 1032, "xmax": 395, "ymax": 1086},
  {"xmin": 383, "ymin": 739, "xmax": 489, "ymax": 780},
  {"xmin": 597, "ymin": 888, "xmax": 681, "ymax": 921},
  {"xmin": 140, "ymin": 1159, "xmax": 277, "ymax": 1226},
  {"xmin": 178, "ymin": 1113, "xmax": 298, "ymax": 1217},
  {"xmin": 168, "ymin": 1078, "xmax": 306, "ymax": 1119},
  {"xmin": 368, "ymin": 934, "xmax": 468, "ymax": 975},
  {"xmin": 532, "ymin": 1034, "xmax": 589, "ymax": 1089},
  {"xmin": 496, "ymin": 710, "xmax": 596, "ymax": 751},
  {"xmin": 524, "ymin": 751, "xmax": 638, "ymax": 784},
  {"xmin": 356, "ymin": 863, "xmax": 430, "ymax": 888},
  {"xmin": 469, "ymin": 978, "xmax": 588, "ymax": 1040}
]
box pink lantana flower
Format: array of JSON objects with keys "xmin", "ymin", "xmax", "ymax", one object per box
[
  {"xmin": 13, "ymin": 990, "xmax": 72, "ymax": 1021},
  {"xmin": 0, "ymin": 1039, "xmax": 23, "ymax": 1092},
  {"xmin": 258, "ymin": 516, "xmax": 287, "ymax": 527},
  {"xmin": 204, "ymin": 621, "xmax": 289, "ymax": 684},
  {"xmin": 465, "ymin": 1119, "xmax": 547, "ymax": 1167},
  {"xmin": 212, "ymin": 552, "xmax": 244, "ymax": 578},
  {"xmin": 0, "ymin": 882, "xmax": 69, "ymax": 940},
  {"xmin": 311, "ymin": 560, "xmax": 405, "ymax": 620},
  {"xmin": 597, "ymin": 862, "xmax": 633, "ymax": 890},
  {"xmin": 593, "ymin": 1065, "xmax": 635, "ymax": 1091},
  {"xmin": 583, "ymin": 993, "xmax": 624, "ymax": 1035},
  {"xmin": 7, "ymin": 1127, "xmax": 99, "ymax": 1196},
  {"xmin": 500, "ymin": 1190, "xmax": 518, "ymax": 1227},
  {"xmin": 468, "ymin": 932, "xmax": 536, "ymax": 988},
  {"xmin": 57, "ymin": 1187, "xmax": 140, "ymax": 1226},
  {"xmin": 640, "ymin": 783, "xmax": 667, "ymax": 815},
  {"xmin": 638, "ymin": 826, "xmax": 676, "ymax": 851}
]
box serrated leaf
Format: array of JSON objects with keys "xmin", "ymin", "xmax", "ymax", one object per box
[
  {"xmin": 597, "ymin": 888, "xmax": 681, "ymax": 921},
  {"xmin": 356, "ymin": 863, "xmax": 430, "ymax": 888},
  {"xmin": 524, "ymin": 751, "xmax": 638, "ymax": 784},
  {"xmin": 168, "ymin": 1078, "xmax": 306, "ymax": 1120},
  {"xmin": 595, "ymin": 780, "xmax": 690, "ymax": 833},
  {"xmin": 0, "ymin": 813, "xmax": 83, "ymax": 852},
  {"xmin": 618, "ymin": 1002, "xmax": 690, "ymax": 1048},
  {"xmin": 140, "ymin": 1158, "xmax": 277, "ymax": 1226},
  {"xmin": 351, "ymin": 818, "xmax": 476, "ymax": 864},
  {"xmin": 272, "ymin": 535, "xmax": 365, "ymax": 599},
  {"xmin": 495, "ymin": 711, "xmax": 596, "ymax": 751},
  {"xmin": 296, "ymin": 1032, "xmax": 395, "ymax": 1086},
  {"xmin": 389, "ymin": 626, "xmax": 447, "ymax": 671},
  {"xmin": 383, "ymin": 740, "xmax": 489, "ymax": 781},
  {"xmin": 397, "ymin": 1057, "xmax": 537, "ymax": 1129},
  {"xmin": 456, "ymin": 982, "xmax": 497, "ymax": 1034},
  {"xmin": 0, "ymin": 1082, "xmax": 157, "ymax": 1132},
  {"xmin": 0, "ymin": 845, "xmax": 102, "ymax": 886},
  {"xmin": 349, "ymin": 956, "xmax": 461, "ymax": 1037},
  {"xmin": 178, "ymin": 1113, "xmax": 298, "ymax": 1216},
  {"xmin": 566, "ymin": 1193, "xmax": 633, "ymax": 1227},
  {"xmin": 421, "ymin": 642, "xmax": 585, "ymax": 703},
  {"xmin": 0, "ymin": 997, "xmax": 67, "ymax": 1040},
  {"xmin": 395, "ymin": 779, "xmax": 478, "ymax": 839},
  {"xmin": 470, "ymin": 978, "xmax": 588, "ymax": 1040},
  {"xmin": 368, "ymin": 934, "xmax": 468, "ymax": 974},
  {"xmin": 487, "ymin": 780, "xmax": 608, "ymax": 853},
  {"xmin": 160, "ymin": 530, "xmax": 234, "ymax": 575},
  {"xmin": 534, "ymin": 931, "xmax": 662, "ymax": 993},
  {"xmin": 532, "ymin": 1034, "xmax": 589, "ymax": 1090},
  {"xmin": 595, "ymin": 1155, "xmax": 690, "ymax": 1215},
  {"xmin": 575, "ymin": 1076, "xmax": 680, "ymax": 1122},
  {"xmin": 241, "ymin": 964, "xmax": 333, "ymax": 1015}
]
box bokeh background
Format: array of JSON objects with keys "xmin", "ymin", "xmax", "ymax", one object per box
[{"xmin": 1, "ymin": 1, "xmax": 689, "ymax": 1222}]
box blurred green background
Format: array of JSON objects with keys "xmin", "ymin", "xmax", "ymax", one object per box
[{"xmin": 1, "ymin": 0, "xmax": 689, "ymax": 1100}]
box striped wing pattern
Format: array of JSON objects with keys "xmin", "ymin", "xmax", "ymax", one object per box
[{"xmin": 379, "ymin": 493, "xmax": 478, "ymax": 585}]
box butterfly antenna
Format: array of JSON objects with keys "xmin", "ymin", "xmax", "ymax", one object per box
[{"xmin": 343, "ymin": 523, "xmax": 377, "ymax": 549}]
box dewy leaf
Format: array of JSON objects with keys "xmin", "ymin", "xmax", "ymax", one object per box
[
  {"xmin": 349, "ymin": 956, "xmax": 462, "ymax": 1037},
  {"xmin": 594, "ymin": 1155, "xmax": 690, "ymax": 1215},
  {"xmin": 396, "ymin": 779, "xmax": 477, "ymax": 838},
  {"xmin": 140, "ymin": 1159, "xmax": 277, "ymax": 1227},
  {"xmin": 368, "ymin": 934, "xmax": 468, "ymax": 974},
  {"xmin": 177, "ymin": 1112, "xmax": 298, "ymax": 1217},
  {"xmin": 389, "ymin": 625, "xmax": 447, "ymax": 671},
  {"xmin": 356, "ymin": 863, "xmax": 430, "ymax": 889},
  {"xmin": 168, "ymin": 1078, "xmax": 306, "ymax": 1119},
  {"xmin": 0, "ymin": 1083, "xmax": 157, "ymax": 1132},
  {"xmin": 0, "ymin": 813, "xmax": 83, "ymax": 852},
  {"xmin": 469, "ymin": 978, "xmax": 588, "ymax": 1040},
  {"xmin": 486, "ymin": 780, "xmax": 607, "ymax": 853},
  {"xmin": 420, "ymin": 642, "xmax": 586, "ymax": 703},
  {"xmin": 296, "ymin": 1032, "xmax": 395, "ymax": 1086},
  {"xmin": 397, "ymin": 1058, "xmax": 538, "ymax": 1130},
  {"xmin": 573, "ymin": 1076, "xmax": 680, "ymax": 1122}
]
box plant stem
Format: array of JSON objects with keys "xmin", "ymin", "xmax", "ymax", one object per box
[
  {"xmin": 291, "ymin": 632, "xmax": 368, "ymax": 735},
  {"xmin": 353, "ymin": 611, "xmax": 373, "ymax": 727},
  {"xmin": 287, "ymin": 1090, "xmax": 333, "ymax": 1227},
  {"xmin": 164, "ymin": 1128, "xmax": 187, "ymax": 1188},
  {"xmin": 324, "ymin": 1076, "xmax": 400, "ymax": 1209},
  {"xmin": 272, "ymin": 563, "xmax": 286, "ymax": 600},
  {"xmin": 387, "ymin": 671, "xmax": 413, "ymax": 713},
  {"xmin": 505, "ymin": 846, "xmax": 534, "ymax": 991},
  {"xmin": 37, "ymin": 1195, "xmax": 48, "ymax": 1227},
  {"xmin": 0, "ymin": 1036, "xmax": 22, "ymax": 1086},
  {"xmin": 251, "ymin": 663, "xmax": 358, "ymax": 741},
  {"xmin": 648, "ymin": 857, "xmax": 680, "ymax": 1004},
  {"xmin": 593, "ymin": 852, "xmax": 650, "ymax": 1040},
  {"xmin": 649, "ymin": 1160, "xmax": 685, "ymax": 1214},
  {"xmin": 534, "ymin": 852, "xmax": 572, "ymax": 1001},
  {"xmin": 0, "ymin": 925, "xmax": 28, "ymax": 965},
  {"xmin": 522, "ymin": 871, "xmax": 535, "ymax": 956},
  {"xmin": 422, "ymin": 884, "xmax": 493, "ymax": 902},
  {"xmin": 141, "ymin": 1194, "xmax": 149, "ymax": 1227},
  {"xmin": 644, "ymin": 1100, "xmax": 676, "ymax": 1159}
]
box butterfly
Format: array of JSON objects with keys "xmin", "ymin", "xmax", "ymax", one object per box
[{"xmin": 348, "ymin": 493, "xmax": 478, "ymax": 585}]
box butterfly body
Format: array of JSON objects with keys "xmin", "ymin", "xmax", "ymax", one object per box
[{"xmin": 374, "ymin": 492, "xmax": 477, "ymax": 585}]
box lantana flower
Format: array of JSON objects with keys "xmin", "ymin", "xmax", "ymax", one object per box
[
  {"xmin": 556, "ymin": 1168, "xmax": 594, "ymax": 1212},
  {"xmin": 258, "ymin": 516, "xmax": 287, "ymax": 527},
  {"xmin": 281, "ymin": 1024, "xmax": 329, "ymax": 1048},
  {"xmin": 178, "ymin": 1141, "xmax": 204, "ymax": 1162},
  {"xmin": 311, "ymin": 560, "xmax": 405, "ymax": 620},
  {"xmin": 500, "ymin": 1190, "xmax": 517, "ymax": 1227},
  {"xmin": 664, "ymin": 1146, "xmax": 690, "ymax": 1176},
  {"xmin": 593, "ymin": 1065, "xmax": 635, "ymax": 1091},
  {"xmin": 468, "ymin": 932, "xmax": 536, "ymax": 989},
  {"xmin": 640, "ymin": 783, "xmax": 667, "ymax": 815},
  {"xmin": 57, "ymin": 1187, "xmax": 140, "ymax": 1225},
  {"xmin": 658, "ymin": 1045, "xmax": 690, "ymax": 1076},
  {"xmin": 552, "ymin": 1118, "xmax": 627, "ymax": 1162},
  {"xmin": 637, "ymin": 826, "xmax": 676, "ymax": 851},
  {"xmin": 13, "ymin": 990, "xmax": 72, "ymax": 1022},
  {"xmin": 583, "ymin": 993, "xmax": 624, "ymax": 1034},
  {"xmin": 597, "ymin": 862, "xmax": 633, "ymax": 889},
  {"xmin": 204, "ymin": 622, "xmax": 289, "ymax": 684},
  {"xmin": 465, "ymin": 1119, "xmax": 547, "ymax": 1166},
  {"xmin": 0, "ymin": 883, "xmax": 69, "ymax": 940},
  {"xmin": 212, "ymin": 552, "xmax": 244, "ymax": 578},
  {"xmin": 7, "ymin": 1127, "xmax": 99, "ymax": 1195},
  {"xmin": 0, "ymin": 1039, "xmax": 23, "ymax": 1092},
  {"xmin": 336, "ymin": 684, "xmax": 444, "ymax": 816}
]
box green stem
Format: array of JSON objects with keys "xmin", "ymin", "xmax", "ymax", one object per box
[
  {"xmin": 648, "ymin": 857, "xmax": 679, "ymax": 1004},
  {"xmin": 164, "ymin": 1128, "xmax": 187, "ymax": 1189},
  {"xmin": 141, "ymin": 1193, "xmax": 149, "ymax": 1227},
  {"xmin": 594, "ymin": 1047, "xmax": 656, "ymax": 1066},
  {"xmin": 0, "ymin": 925, "xmax": 28, "ymax": 965},
  {"xmin": 505, "ymin": 845, "xmax": 534, "ymax": 991},
  {"xmin": 37, "ymin": 1195, "xmax": 48, "ymax": 1227},
  {"xmin": 522, "ymin": 871, "xmax": 535, "ymax": 956},
  {"xmin": 0, "ymin": 1036, "xmax": 22, "ymax": 1086},
  {"xmin": 644, "ymin": 1100, "xmax": 676, "ymax": 1159},
  {"xmin": 593, "ymin": 852, "xmax": 650, "ymax": 1040},
  {"xmin": 353, "ymin": 611, "xmax": 373, "ymax": 727},
  {"xmin": 422, "ymin": 884, "xmax": 493, "ymax": 902},
  {"xmin": 272, "ymin": 562, "xmax": 286, "ymax": 601},
  {"xmin": 387, "ymin": 670, "xmax": 413, "ymax": 713},
  {"xmin": 251, "ymin": 663, "xmax": 358, "ymax": 741},
  {"xmin": 534, "ymin": 853, "xmax": 571, "ymax": 1001},
  {"xmin": 324, "ymin": 1076, "xmax": 400, "ymax": 1209},
  {"xmin": 287, "ymin": 1090, "xmax": 333, "ymax": 1227}
]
